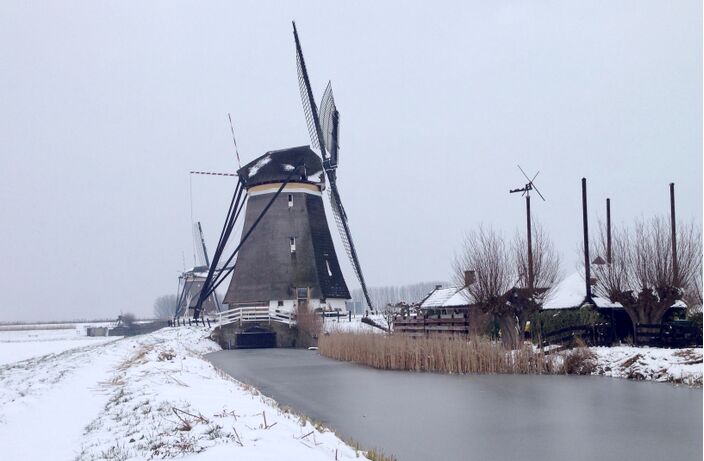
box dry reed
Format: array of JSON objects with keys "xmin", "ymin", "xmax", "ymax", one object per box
[{"xmin": 319, "ymin": 332, "xmax": 558, "ymax": 375}]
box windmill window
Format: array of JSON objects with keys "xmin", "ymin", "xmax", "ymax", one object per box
[
  {"xmin": 288, "ymin": 194, "xmax": 293, "ymax": 208},
  {"xmin": 277, "ymin": 300, "xmax": 284, "ymax": 307},
  {"xmin": 289, "ymin": 237, "xmax": 296, "ymax": 253}
]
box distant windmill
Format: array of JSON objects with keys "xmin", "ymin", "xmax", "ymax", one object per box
[
  {"xmin": 509, "ymin": 166, "xmax": 546, "ymax": 291},
  {"xmin": 175, "ymin": 222, "xmax": 221, "ymax": 318}
]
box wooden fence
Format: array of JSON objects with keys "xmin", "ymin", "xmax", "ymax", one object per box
[
  {"xmin": 540, "ymin": 323, "xmax": 613, "ymax": 351},
  {"xmin": 393, "ymin": 315, "xmax": 469, "ymax": 337},
  {"xmin": 634, "ymin": 323, "xmax": 702, "ymax": 348}
]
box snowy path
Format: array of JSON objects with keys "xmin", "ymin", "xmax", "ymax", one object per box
[
  {"xmin": 0, "ymin": 341, "xmax": 124, "ymax": 459},
  {"xmin": 0, "ymin": 328, "xmax": 373, "ymax": 461}
]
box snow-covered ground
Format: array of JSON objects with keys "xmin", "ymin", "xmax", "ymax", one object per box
[
  {"xmin": 0, "ymin": 327, "xmax": 373, "ymax": 460},
  {"xmin": 591, "ymin": 346, "xmax": 703, "ymax": 386},
  {"xmin": 0, "ymin": 324, "xmax": 118, "ymax": 365},
  {"xmin": 323, "ymin": 314, "xmax": 388, "ymax": 334}
]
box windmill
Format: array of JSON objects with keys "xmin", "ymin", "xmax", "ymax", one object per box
[
  {"xmin": 509, "ymin": 166, "xmax": 546, "ymax": 291},
  {"xmin": 293, "ymin": 21, "xmax": 374, "ymax": 311},
  {"xmin": 192, "ymin": 22, "xmax": 371, "ymax": 322},
  {"xmin": 175, "ymin": 222, "xmax": 221, "ymax": 317}
]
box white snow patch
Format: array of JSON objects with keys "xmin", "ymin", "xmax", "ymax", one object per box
[
  {"xmin": 248, "ymin": 155, "xmax": 271, "ymax": 177},
  {"xmin": 544, "ymin": 271, "xmax": 622, "ymax": 309},
  {"xmin": 324, "ymin": 314, "xmax": 388, "ymax": 334},
  {"xmin": 591, "ymin": 346, "xmax": 702, "ymax": 385},
  {"xmin": 0, "ymin": 325, "xmax": 119, "ymax": 365},
  {"xmin": 0, "ymin": 327, "xmax": 372, "ymax": 460}
]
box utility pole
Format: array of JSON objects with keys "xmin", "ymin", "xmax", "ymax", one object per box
[
  {"xmin": 510, "ymin": 166, "xmax": 545, "ymax": 291},
  {"xmin": 582, "ymin": 178, "xmax": 592, "ymax": 302},
  {"xmin": 670, "ymin": 183, "xmax": 678, "ymax": 284},
  {"xmin": 606, "ymin": 198, "xmax": 612, "ymax": 264},
  {"xmin": 526, "ymin": 194, "xmax": 534, "ymax": 290}
]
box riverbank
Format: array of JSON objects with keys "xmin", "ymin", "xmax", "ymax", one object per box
[
  {"xmin": 207, "ymin": 348, "xmax": 702, "ymax": 461},
  {"xmin": 0, "ymin": 327, "xmax": 387, "ymax": 460},
  {"xmin": 318, "ymin": 332, "xmax": 703, "ymax": 386}
]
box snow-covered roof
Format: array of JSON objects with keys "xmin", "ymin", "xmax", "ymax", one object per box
[
  {"xmin": 543, "ymin": 271, "xmax": 622, "ymax": 310},
  {"xmin": 420, "ymin": 286, "xmax": 473, "ymax": 309}
]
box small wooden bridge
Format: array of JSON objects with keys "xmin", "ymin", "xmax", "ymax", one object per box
[{"xmin": 215, "ymin": 306, "xmax": 296, "ymax": 328}]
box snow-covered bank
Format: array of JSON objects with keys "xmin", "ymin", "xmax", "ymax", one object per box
[
  {"xmin": 0, "ymin": 327, "xmax": 375, "ymax": 460},
  {"xmin": 324, "ymin": 314, "xmax": 388, "ymax": 334},
  {"xmin": 590, "ymin": 346, "xmax": 703, "ymax": 386}
]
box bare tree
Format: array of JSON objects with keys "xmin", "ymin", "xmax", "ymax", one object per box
[
  {"xmin": 154, "ymin": 294, "xmax": 178, "ymax": 319},
  {"xmin": 453, "ymin": 226, "xmax": 518, "ymax": 347},
  {"xmin": 592, "ymin": 216, "xmax": 702, "ymax": 325},
  {"xmin": 512, "ymin": 223, "xmax": 561, "ymax": 297},
  {"xmin": 511, "ymin": 223, "xmax": 561, "ymax": 332}
]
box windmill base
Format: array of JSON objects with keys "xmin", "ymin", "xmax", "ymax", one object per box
[{"xmin": 214, "ymin": 321, "xmax": 316, "ymax": 350}]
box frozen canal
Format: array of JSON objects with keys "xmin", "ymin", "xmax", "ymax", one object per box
[{"xmin": 207, "ymin": 349, "xmax": 702, "ymax": 461}]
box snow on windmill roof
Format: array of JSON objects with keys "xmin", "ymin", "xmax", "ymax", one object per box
[
  {"xmin": 543, "ymin": 270, "xmax": 622, "ymax": 310},
  {"xmin": 420, "ymin": 286, "xmax": 473, "ymax": 309},
  {"xmin": 238, "ymin": 146, "xmax": 324, "ymax": 187}
]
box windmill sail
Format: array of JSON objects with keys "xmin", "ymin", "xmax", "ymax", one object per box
[
  {"xmin": 294, "ymin": 22, "xmax": 324, "ymax": 155},
  {"xmin": 292, "ymin": 22, "xmax": 374, "ymax": 310},
  {"xmin": 319, "ymin": 82, "xmax": 339, "ymax": 167}
]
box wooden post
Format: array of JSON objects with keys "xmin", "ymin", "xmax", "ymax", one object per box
[
  {"xmin": 582, "ymin": 178, "xmax": 592, "ymax": 302},
  {"xmin": 670, "ymin": 183, "xmax": 678, "ymax": 284},
  {"xmin": 526, "ymin": 194, "xmax": 534, "ymax": 291},
  {"xmin": 606, "ymin": 198, "xmax": 612, "ymax": 264}
]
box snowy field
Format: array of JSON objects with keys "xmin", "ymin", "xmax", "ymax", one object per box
[
  {"xmin": 0, "ymin": 324, "xmax": 117, "ymax": 365},
  {"xmin": 0, "ymin": 326, "xmax": 373, "ymax": 461}
]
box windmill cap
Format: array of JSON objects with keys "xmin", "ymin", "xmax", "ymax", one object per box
[{"xmin": 238, "ymin": 145, "xmax": 324, "ymax": 188}]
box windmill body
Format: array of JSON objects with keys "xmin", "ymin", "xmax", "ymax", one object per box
[
  {"xmin": 176, "ymin": 222, "xmax": 220, "ymax": 318},
  {"xmin": 223, "ymin": 146, "xmax": 351, "ymax": 317},
  {"xmin": 176, "ymin": 266, "xmax": 219, "ymax": 318}
]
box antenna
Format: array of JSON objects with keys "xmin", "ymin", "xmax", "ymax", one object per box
[
  {"xmin": 227, "ymin": 113, "xmax": 242, "ymax": 169},
  {"xmin": 509, "ymin": 165, "xmax": 546, "ymax": 291}
]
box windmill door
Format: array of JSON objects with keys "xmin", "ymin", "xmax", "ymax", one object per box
[{"xmin": 296, "ymin": 287, "xmax": 310, "ymax": 311}]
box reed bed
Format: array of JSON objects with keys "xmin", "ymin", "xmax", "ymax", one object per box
[{"xmin": 318, "ymin": 332, "xmax": 561, "ymax": 375}]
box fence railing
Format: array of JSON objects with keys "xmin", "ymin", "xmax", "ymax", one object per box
[
  {"xmin": 634, "ymin": 323, "xmax": 702, "ymax": 348},
  {"xmin": 168, "ymin": 317, "xmax": 212, "ymax": 328},
  {"xmin": 539, "ymin": 323, "xmax": 613, "ymax": 351},
  {"xmin": 393, "ymin": 314, "xmax": 469, "ymax": 337},
  {"xmin": 216, "ymin": 306, "xmax": 295, "ymax": 327}
]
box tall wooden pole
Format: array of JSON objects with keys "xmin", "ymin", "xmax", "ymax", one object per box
[
  {"xmin": 670, "ymin": 183, "xmax": 678, "ymax": 284},
  {"xmin": 582, "ymin": 178, "xmax": 592, "ymax": 301},
  {"xmin": 606, "ymin": 198, "xmax": 612, "ymax": 264},
  {"xmin": 526, "ymin": 194, "xmax": 534, "ymax": 290}
]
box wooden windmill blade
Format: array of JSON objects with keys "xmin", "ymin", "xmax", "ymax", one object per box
[
  {"xmin": 320, "ymin": 81, "xmax": 339, "ymax": 168},
  {"xmin": 291, "ymin": 23, "xmax": 374, "ymax": 310},
  {"xmin": 293, "ymin": 21, "xmax": 326, "ymax": 157}
]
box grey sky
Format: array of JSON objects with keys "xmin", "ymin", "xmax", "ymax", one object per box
[{"xmin": 1, "ymin": 1, "xmax": 701, "ymax": 321}]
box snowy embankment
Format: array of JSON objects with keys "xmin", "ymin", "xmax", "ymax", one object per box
[
  {"xmin": 0, "ymin": 327, "xmax": 373, "ymax": 461},
  {"xmin": 590, "ymin": 346, "xmax": 703, "ymax": 386}
]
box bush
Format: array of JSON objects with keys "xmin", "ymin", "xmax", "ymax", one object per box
[
  {"xmin": 532, "ymin": 305, "xmax": 604, "ymax": 340},
  {"xmin": 559, "ymin": 339, "xmax": 597, "ymax": 375}
]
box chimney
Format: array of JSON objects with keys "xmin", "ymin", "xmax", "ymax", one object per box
[
  {"xmin": 464, "ymin": 270, "xmax": 476, "ymax": 287},
  {"xmin": 435, "ymin": 284, "xmax": 442, "ymax": 290}
]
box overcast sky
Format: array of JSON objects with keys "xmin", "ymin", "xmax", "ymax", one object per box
[{"xmin": 1, "ymin": 1, "xmax": 701, "ymax": 321}]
